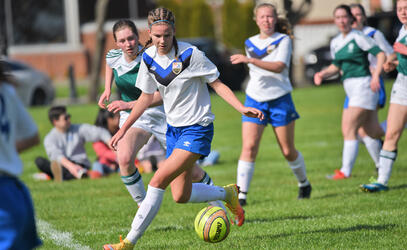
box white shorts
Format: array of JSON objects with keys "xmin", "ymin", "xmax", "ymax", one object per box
[
  {"xmin": 343, "ymin": 76, "xmax": 379, "ymax": 110},
  {"xmin": 390, "ymin": 73, "xmax": 407, "ymax": 106},
  {"xmin": 119, "ymin": 105, "xmax": 167, "ymax": 148}
]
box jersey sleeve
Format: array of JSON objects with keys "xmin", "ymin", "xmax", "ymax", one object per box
[
  {"xmin": 273, "ymin": 36, "xmax": 292, "ymax": 66},
  {"xmin": 190, "ymin": 48, "xmax": 220, "ymax": 84},
  {"xmin": 106, "ymin": 49, "xmax": 122, "ymax": 68},
  {"xmin": 135, "ymin": 56, "xmax": 158, "ymax": 94},
  {"xmin": 330, "ymin": 40, "xmax": 341, "ymax": 68},
  {"xmin": 11, "ymin": 86, "xmax": 38, "ymax": 141},
  {"xmin": 44, "ymin": 133, "xmax": 65, "ymax": 162},
  {"xmin": 374, "ymin": 30, "xmax": 394, "ymax": 55},
  {"xmin": 79, "ymin": 124, "xmax": 111, "ymax": 144},
  {"xmin": 355, "ymin": 33, "xmax": 382, "ymax": 56}
]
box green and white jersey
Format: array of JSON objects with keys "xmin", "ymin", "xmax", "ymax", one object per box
[
  {"xmin": 106, "ymin": 48, "xmax": 142, "ymax": 104},
  {"xmin": 330, "ymin": 29, "xmax": 381, "ymax": 81},
  {"xmin": 396, "ymin": 25, "xmax": 407, "ymax": 76}
]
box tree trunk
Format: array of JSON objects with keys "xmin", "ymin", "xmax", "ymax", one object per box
[{"xmin": 88, "ymin": 0, "xmax": 109, "ymax": 103}]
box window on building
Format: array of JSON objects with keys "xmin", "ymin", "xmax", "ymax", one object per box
[
  {"xmin": 78, "ymin": 0, "xmax": 154, "ymax": 25},
  {"xmin": 9, "ymin": 0, "xmax": 66, "ymax": 45}
]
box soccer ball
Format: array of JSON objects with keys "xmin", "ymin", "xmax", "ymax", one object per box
[{"xmin": 194, "ymin": 206, "xmax": 230, "ymax": 243}]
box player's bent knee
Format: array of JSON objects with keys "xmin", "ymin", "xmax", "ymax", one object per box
[
  {"xmin": 172, "ymin": 193, "xmax": 190, "ymax": 203},
  {"xmin": 117, "ymin": 154, "xmax": 133, "ymax": 167}
]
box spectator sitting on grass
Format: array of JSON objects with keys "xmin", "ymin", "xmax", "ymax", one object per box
[{"xmin": 34, "ymin": 105, "xmax": 111, "ymax": 181}]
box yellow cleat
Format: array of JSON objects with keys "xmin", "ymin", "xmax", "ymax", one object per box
[
  {"xmin": 103, "ymin": 235, "xmax": 134, "ymax": 250},
  {"xmin": 223, "ymin": 184, "xmax": 245, "ymax": 226}
]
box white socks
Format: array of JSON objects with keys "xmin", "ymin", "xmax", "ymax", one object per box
[
  {"xmin": 188, "ymin": 183, "xmax": 226, "ymax": 203},
  {"xmin": 377, "ymin": 150, "xmax": 397, "ymax": 185},
  {"xmin": 361, "ymin": 136, "xmax": 381, "ymax": 168},
  {"xmin": 126, "ymin": 185, "xmax": 165, "ymax": 244},
  {"xmin": 288, "ymin": 151, "xmax": 309, "ymax": 187},
  {"xmin": 199, "ymin": 171, "xmax": 227, "ymax": 211},
  {"xmin": 121, "ymin": 170, "xmax": 146, "ymax": 206},
  {"xmin": 199, "ymin": 171, "xmax": 213, "ymax": 185},
  {"xmin": 237, "ymin": 160, "xmax": 255, "ymax": 200},
  {"xmin": 340, "ymin": 140, "xmax": 359, "ymax": 177},
  {"xmin": 125, "ymin": 183, "xmax": 228, "ymax": 244}
]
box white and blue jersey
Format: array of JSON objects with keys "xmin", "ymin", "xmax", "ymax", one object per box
[
  {"xmin": 136, "ymin": 42, "xmax": 219, "ymax": 127},
  {"xmin": 243, "ymin": 32, "xmax": 299, "ymax": 127},
  {"xmin": 245, "ymin": 32, "xmax": 293, "ymax": 102},
  {"xmin": 136, "ymin": 42, "xmax": 219, "ymax": 156},
  {"xmin": 106, "ymin": 47, "xmax": 167, "ymax": 146},
  {"xmin": 0, "ymin": 83, "xmax": 42, "ymax": 249},
  {"xmin": 0, "ymin": 84, "xmax": 38, "ymax": 176}
]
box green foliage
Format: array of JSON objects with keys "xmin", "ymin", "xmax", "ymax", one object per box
[
  {"xmin": 21, "ymin": 82, "xmax": 407, "ymax": 249},
  {"xmin": 157, "ymin": 0, "xmax": 214, "ymax": 38},
  {"xmin": 222, "ymin": 0, "xmax": 256, "ymax": 51}
]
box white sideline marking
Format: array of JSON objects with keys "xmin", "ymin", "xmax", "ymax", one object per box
[{"xmin": 37, "ymin": 219, "xmax": 92, "ymax": 250}]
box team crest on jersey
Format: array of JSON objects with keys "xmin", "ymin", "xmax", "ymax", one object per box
[
  {"xmin": 172, "ymin": 62, "xmax": 183, "ymax": 75},
  {"xmin": 267, "ymin": 44, "xmax": 276, "ymax": 54}
]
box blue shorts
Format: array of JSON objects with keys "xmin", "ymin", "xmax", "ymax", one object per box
[
  {"xmin": 0, "ymin": 176, "xmax": 42, "ymax": 250},
  {"xmin": 166, "ymin": 123, "xmax": 213, "ymax": 158},
  {"xmin": 344, "ymin": 76, "xmax": 386, "ymax": 109},
  {"xmin": 242, "ymin": 93, "xmax": 300, "ymax": 127}
]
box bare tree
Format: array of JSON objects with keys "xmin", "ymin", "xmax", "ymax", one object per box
[
  {"xmin": 283, "ymin": 0, "xmax": 312, "ymax": 87},
  {"xmin": 88, "ymin": 0, "xmax": 109, "ymax": 103},
  {"xmin": 283, "ymin": 0, "xmax": 312, "ymax": 26}
]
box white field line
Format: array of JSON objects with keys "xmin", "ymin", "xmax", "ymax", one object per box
[{"xmin": 36, "ymin": 219, "xmax": 92, "ymax": 250}]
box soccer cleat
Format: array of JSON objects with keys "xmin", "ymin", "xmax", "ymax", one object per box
[
  {"xmin": 33, "ymin": 173, "xmax": 51, "ymax": 181},
  {"xmin": 360, "ymin": 182, "xmax": 389, "ymax": 193},
  {"xmin": 298, "ymin": 184, "xmax": 312, "ymax": 199},
  {"xmin": 238, "ymin": 198, "xmax": 247, "ymax": 206},
  {"xmin": 103, "ymin": 235, "xmax": 134, "ymax": 250},
  {"xmin": 326, "ymin": 170, "xmax": 348, "ymax": 180},
  {"xmin": 223, "ymin": 184, "xmax": 245, "ymax": 226}
]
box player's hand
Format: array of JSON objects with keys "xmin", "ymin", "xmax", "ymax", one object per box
[
  {"xmin": 107, "ymin": 100, "xmax": 130, "ymax": 113},
  {"xmin": 314, "ymin": 72, "xmax": 323, "ymax": 86},
  {"xmin": 109, "ymin": 129, "xmax": 125, "ymax": 151},
  {"xmin": 98, "ymin": 90, "xmax": 111, "ymax": 109},
  {"xmin": 241, "ymin": 107, "xmax": 264, "ymax": 120},
  {"xmin": 74, "ymin": 165, "xmax": 87, "ymax": 179},
  {"xmin": 370, "ymin": 75, "xmax": 380, "ymax": 92},
  {"xmin": 230, "ymin": 54, "xmax": 250, "ymax": 64},
  {"xmin": 393, "ymin": 42, "xmax": 407, "ymax": 54}
]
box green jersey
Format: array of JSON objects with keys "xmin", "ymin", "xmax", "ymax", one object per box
[
  {"xmin": 330, "ymin": 29, "xmax": 381, "ymax": 81},
  {"xmin": 396, "ymin": 25, "xmax": 407, "ymax": 76},
  {"xmin": 106, "ymin": 49, "xmax": 142, "ymax": 105}
]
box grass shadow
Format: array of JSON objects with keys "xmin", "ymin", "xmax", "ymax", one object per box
[
  {"xmin": 247, "ymin": 223, "xmax": 396, "ymax": 240},
  {"xmin": 391, "ymin": 184, "xmax": 407, "ymax": 190},
  {"xmin": 246, "ymin": 214, "xmax": 325, "ymax": 224}
]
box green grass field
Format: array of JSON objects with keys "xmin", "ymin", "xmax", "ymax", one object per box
[{"xmin": 20, "ymin": 82, "xmax": 407, "ymax": 249}]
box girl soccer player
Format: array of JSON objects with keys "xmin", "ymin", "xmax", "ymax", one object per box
[
  {"xmin": 230, "ymin": 2, "xmax": 311, "ymax": 205},
  {"xmin": 361, "ymin": 0, "xmax": 407, "ymax": 192},
  {"xmin": 314, "ymin": 5, "xmax": 386, "ymax": 180},
  {"xmin": 0, "ymin": 62, "xmax": 42, "ymax": 249},
  {"xmin": 104, "ymin": 8, "xmax": 263, "ymax": 249},
  {"xmin": 98, "ymin": 19, "xmax": 218, "ymax": 207},
  {"xmin": 329, "ymin": 3, "xmax": 394, "ymax": 179}
]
